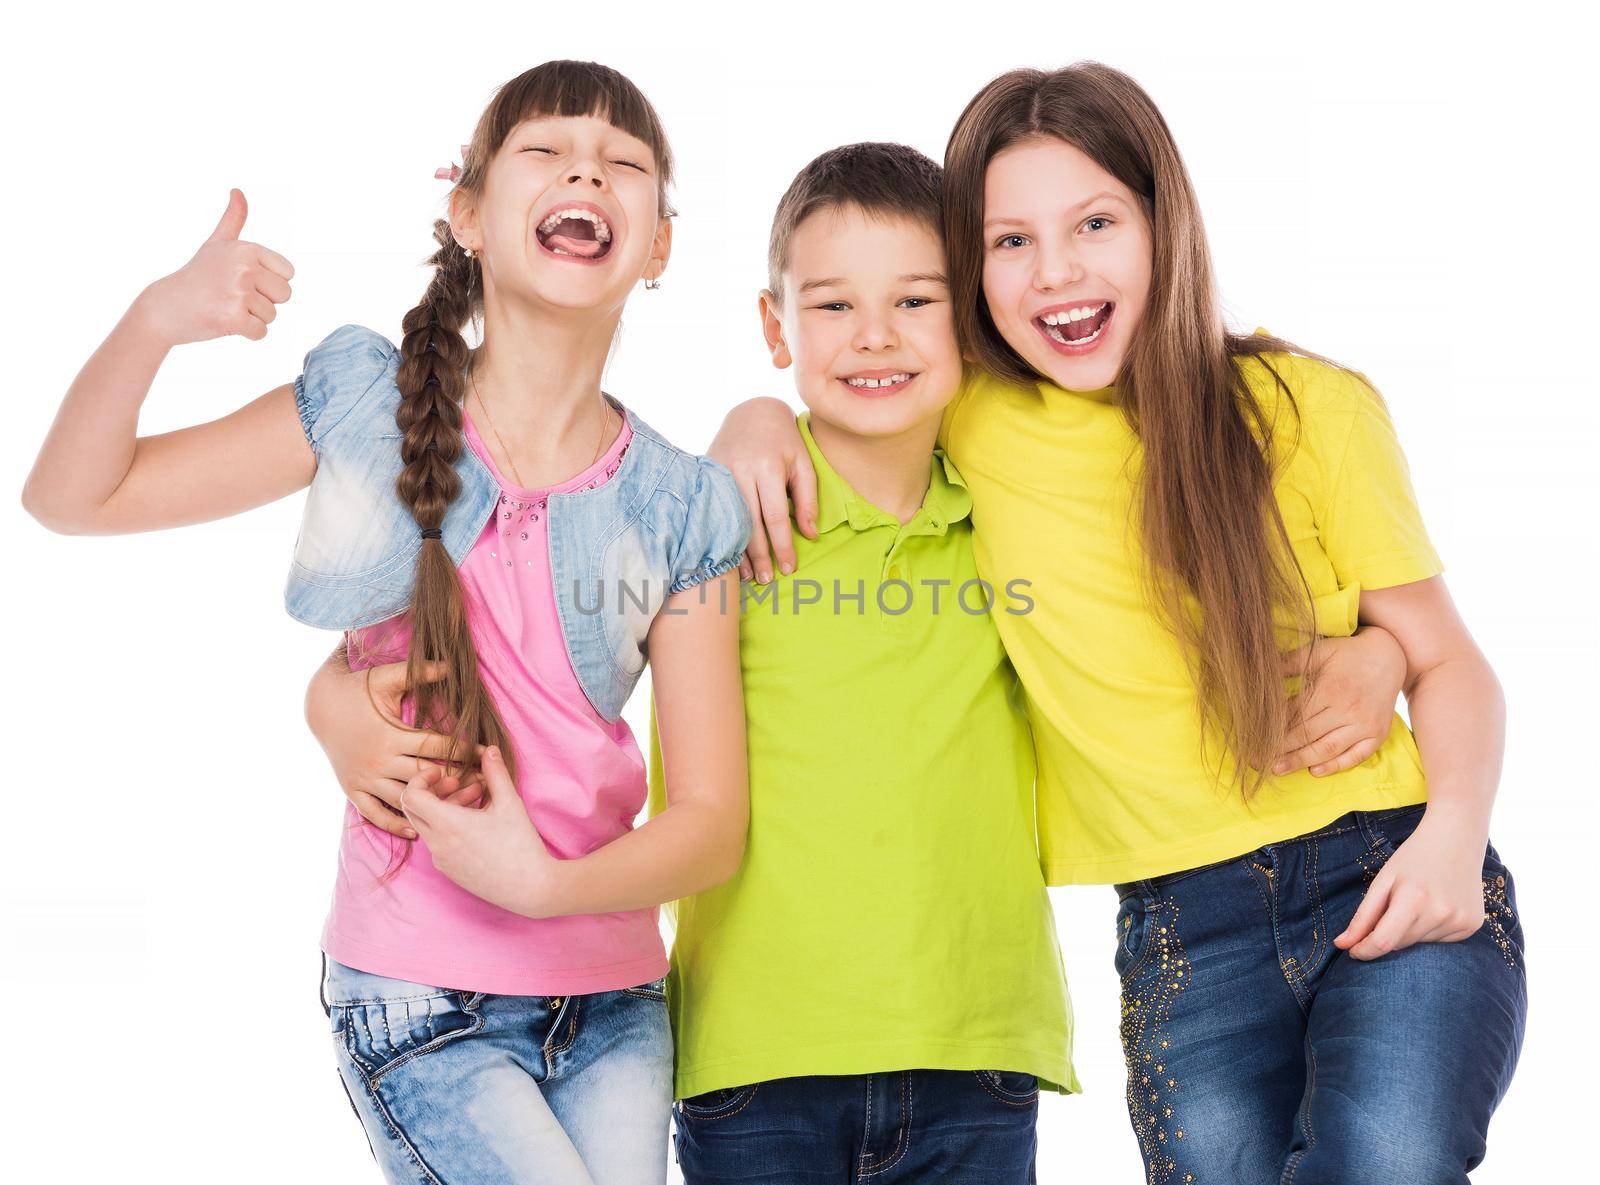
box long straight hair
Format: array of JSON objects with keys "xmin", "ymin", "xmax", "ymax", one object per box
[
  {"xmin": 388, "ymin": 60, "xmax": 674, "ymax": 810},
  {"xmin": 944, "ymin": 63, "xmax": 1363, "ymax": 796}
]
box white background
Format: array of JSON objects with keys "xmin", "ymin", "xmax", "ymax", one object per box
[{"xmin": 3, "ymin": 2, "xmax": 1591, "ymax": 1180}]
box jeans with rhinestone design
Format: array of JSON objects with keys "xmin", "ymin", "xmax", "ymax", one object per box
[
  {"xmin": 1113, "ymin": 804, "xmax": 1526, "ymax": 1185},
  {"xmin": 321, "ymin": 954, "xmax": 672, "ymax": 1185}
]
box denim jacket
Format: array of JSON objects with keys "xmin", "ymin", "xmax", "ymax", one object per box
[{"xmin": 283, "ymin": 324, "xmax": 751, "ymax": 723}]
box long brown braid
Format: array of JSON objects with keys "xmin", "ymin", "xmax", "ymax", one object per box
[{"xmin": 391, "ymin": 217, "xmax": 513, "ymax": 792}]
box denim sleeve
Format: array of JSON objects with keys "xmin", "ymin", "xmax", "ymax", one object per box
[
  {"xmin": 292, "ymin": 324, "xmax": 398, "ymax": 456},
  {"xmin": 668, "ymin": 456, "xmax": 752, "ymax": 595}
]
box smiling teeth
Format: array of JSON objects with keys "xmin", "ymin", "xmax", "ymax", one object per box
[
  {"xmin": 538, "ymin": 207, "xmax": 613, "ymax": 242},
  {"xmin": 845, "ymin": 373, "xmax": 913, "ymax": 389},
  {"xmin": 1040, "ymin": 303, "xmax": 1107, "ymax": 327}
]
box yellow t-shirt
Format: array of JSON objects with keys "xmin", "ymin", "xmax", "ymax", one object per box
[{"xmin": 939, "ymin": 346, "xmax": 1441, "ymax": 885}]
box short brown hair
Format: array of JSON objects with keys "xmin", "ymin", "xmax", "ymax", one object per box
[{"xmin": 766, "ymin": 142, "xmax": 942, "ymax": 299}]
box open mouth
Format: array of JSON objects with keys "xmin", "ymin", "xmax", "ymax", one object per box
[
  {"xmin": 838, "ymin": 371, "xmax": 919, "ymax": 397},
  {"xmin": 1035, "ymin": 301, "xmax": 1114, "ymax": 353},
  {"xmin": 535, "ymin": 205, "xmax": 615, "ymax": 262}
]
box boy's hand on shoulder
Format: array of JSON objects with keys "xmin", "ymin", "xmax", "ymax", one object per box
[
  {"xmin": 1274, "ymin": 625, "xmax": 1407, "ymax": 777},
  {"xmin": 708, "ymin": 397, "xmax": 813, "ymax": 584},
  {"xmin": 134, "ymin": 188, "xmax": 295, "ymax": 348}
]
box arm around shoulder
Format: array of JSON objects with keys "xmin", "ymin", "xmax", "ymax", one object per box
[{"xmin": 706, "ymin": 402, "xmax": 814, "ymax": 581}]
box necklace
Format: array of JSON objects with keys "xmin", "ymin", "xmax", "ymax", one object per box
[{"xmin": 466, "ymin": 355, "xmax": 612, "ymax": 491}]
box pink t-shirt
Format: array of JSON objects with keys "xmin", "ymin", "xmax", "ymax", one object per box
[{"xmin": 319, "ymin": 406, "xmax": 667, "ymax": 996}]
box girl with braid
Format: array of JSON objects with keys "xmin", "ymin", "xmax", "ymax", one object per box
[{"xmin": 23, "ymin": 61, "xmax": 751, "ymax": 1185}]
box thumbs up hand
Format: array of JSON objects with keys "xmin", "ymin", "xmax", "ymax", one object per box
[{"xmin": 136, "ymin": 188, "xmax": 297, "ymax": 347}]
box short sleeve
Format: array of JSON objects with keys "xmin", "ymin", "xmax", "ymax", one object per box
[
  {"xmin": 293, "ymin": 324, "xmax": 398, "ymax": 456},
  {"xmin": 937, "ymin": 371, "xmax": 978, "ymax": 455},
  {"xmin": 668, "ymin": 455, "xmax": 752, "ymax": 595},
  {"xmin": 1318, "ymin": 372, "xmax": 1444, "ymax": 590}
]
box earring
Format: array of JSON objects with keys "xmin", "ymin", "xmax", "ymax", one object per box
[
  {"xmin": 644, "ymin": 275, "xmax": 662, "ymax": 290},
  {"xmin": 463, "ymin": 246, "xmax": 475, "ymax": 259}
]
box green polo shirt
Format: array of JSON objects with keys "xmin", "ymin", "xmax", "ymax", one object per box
[{"xmin": 647, "ymin": 411, "xmax": 1078, "ymax": 1100}]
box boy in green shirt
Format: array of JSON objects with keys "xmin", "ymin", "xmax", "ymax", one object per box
[{"xmin": 649, "ymin": 143, "xmax": 1075, "ymax": 1183}]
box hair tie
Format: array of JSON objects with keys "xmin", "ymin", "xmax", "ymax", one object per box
[
  {"xmin": 433, "ymin": 143, "xmax": 470, "ymax": 183},
  {"xmin": 424, "ymin": 440, "xmax": 439, "ymax": 452},
  {"xmin": 420, "ymin": 527, "xmax": 443, "ymax": 540}
]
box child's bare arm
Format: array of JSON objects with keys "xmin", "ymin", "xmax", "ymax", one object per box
[
  {"xmin": 1336, "ymin": 575, "xmax": 1505, "ymax": 959},
  {"xmin": 542, "ymin": 569, "xmax": 750, "ymax": 910},
  {"xmin": 21, "ymin": 189, "xmax": 311, "ymax": 534},
  {"xmin": 400, "ymin": 570, "xmax": 749, "ymax": 918}
]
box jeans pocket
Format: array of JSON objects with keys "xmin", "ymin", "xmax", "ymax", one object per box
[
  {"xmin": 678, "ymin": 1082, "xmax": 760, "ymax": 1121},
  {"xmin": 1353, "ymin": 805, "xmax": 1426, "ymax": 884},
  {"xmin": 1114, "ymin": 892, "xmax": 1155, "ymax": 985},
  {"xmin": 335, "ymin": 993, "xmax": 484, "ymax": 1086},
  {"xmin": 974, "ymin": 1069, "xmax": 1039, "ymax": 1105},
  {"xmin": 324, "ymin": 960, "xmax": 486, "ymax": 1086}
]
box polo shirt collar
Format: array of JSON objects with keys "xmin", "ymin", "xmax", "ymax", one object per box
[{"xmin": 798, "ymin": 411, "xmax": 972, "ymax": 537}]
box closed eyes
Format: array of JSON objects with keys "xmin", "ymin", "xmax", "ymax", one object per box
[{"xmin": 519, "ymin": 145, "xmax": 647, "ymax": 172}]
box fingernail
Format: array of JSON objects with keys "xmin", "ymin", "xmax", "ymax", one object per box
[
  {"xmin": 779, "ymin": 562, "xmax": 793, "ymax": 575},
  {"xmin": 758, "ymin": 569, "xmax": 771, "ymax": 584},
  {"xmin": 1311, "ymin": 765, "xmax": 1325, "ymax": 776}
]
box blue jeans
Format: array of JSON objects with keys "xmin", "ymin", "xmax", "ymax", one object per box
[
  {"xmin": 1114, "ymin": 804, "xmax": 1526, "ymax": 1184},
  {"xmin": 673, "ymin": 1070, "xmax": 1040, "ymax": 1184},
  {"xmin": 320, "ymin": 954, "xmax": 673, "ymax": 1184}
]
